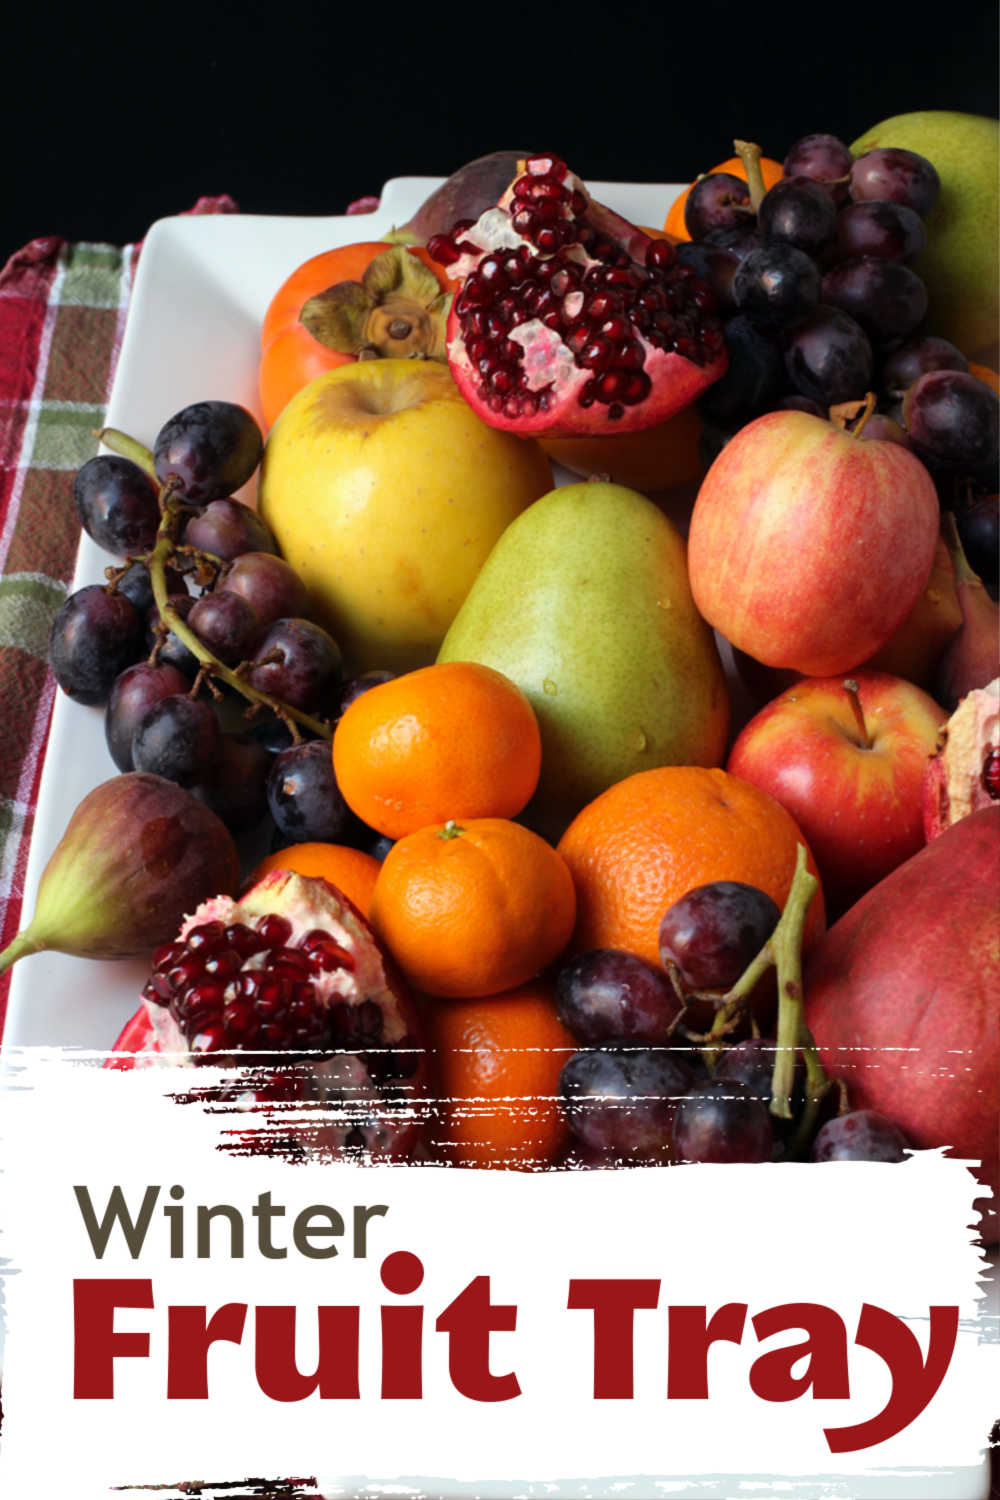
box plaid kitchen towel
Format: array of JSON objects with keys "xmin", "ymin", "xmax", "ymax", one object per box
[{"xmin": 0, "ymin": 196, "xmax": 238, "ymax": 1039}]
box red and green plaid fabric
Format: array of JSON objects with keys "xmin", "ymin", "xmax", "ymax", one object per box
[{"xmin": 0, "ymin": 197, "xmax": 239, "ymax": 1039}]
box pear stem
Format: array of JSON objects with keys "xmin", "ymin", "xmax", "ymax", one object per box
[
  {"xmin": 842, "ymin": 678, "xmax": 872, "ymax": 747},
  {"xmin": 0, "ymin": 930, "xmax": 45, "ymax": 976}
]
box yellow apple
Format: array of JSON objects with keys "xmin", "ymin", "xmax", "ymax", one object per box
[{"xmin": 257, "ymin": 359, "xmax": 553, "ymax": 672}]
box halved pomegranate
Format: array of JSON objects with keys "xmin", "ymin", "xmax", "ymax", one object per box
[
  {"xmin": 108, "ymin": 869, "xmax": 427, "ymax": 1159},
  {"xmin": 427, "ymin": 154, "xmax": 728, "ymax": 437}
]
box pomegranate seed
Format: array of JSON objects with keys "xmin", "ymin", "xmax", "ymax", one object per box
[
  {"xmin": 984, "ymin": 752, "xmax": 1000, "ymax": 799},
  {"xmin": 585, "ymin": 292, "xmax": 619, "ymax": 322},
  {"xmin": 426, "ymin": 234, "xmax": 459, "ymax": 265},
  {"xmin": 601, "ymin": 315, "xmax": 630, "ymax": 343},
  {"xmin": 189, "ymin": 1024, "xmax": 226, "ymax": 1054},
  {"xmin": 512, "ymin": 208, "xmax": 534, "ymax": 235},
  {"xmin": 142, "ymin": 974, "xmax": 174, "ymax": 1006},
  {"xmin": 167, "ymin": 955, "xmax": 206, "ymax": 990},
  {"xmin": 580, "ymin": 337, "xmax": 615, "ymax": 371},
  {"xmin": 256, "ymin": 914, "xmax": 292, "ymax": 946},
  {"xmin": 222, "ymin": 1001, "xmax": 257, "ymax": 1040},
  {"xmin": 225, "ymin": 923, "xmax": 266, "ymax": 957},
  {"xmin": 152, "ymin": 941, "xmax": 186, "ymax": 971},
  {"xmin": 607, "ymin": 402, "xmax": 626, "ymax": 421},
  {"xmin": 616, "ymin": 341, "xmax": 646, "ymax": 371},
  {"xmin": 646, "ymin": 239, "xmax": 677, "ymax": 270},
  {"xmin": 203, "ymin": 948, "xmax": 245, "ymax": 979}
]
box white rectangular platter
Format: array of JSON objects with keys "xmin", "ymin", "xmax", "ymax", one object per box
[{"xmin": 2, "ymin": 176, "xmax": 994, "ymax": 1500}]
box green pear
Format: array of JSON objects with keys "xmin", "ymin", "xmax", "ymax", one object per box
[
  {"xmin": 850, "ymin": 111, "xmax": 999, "ymax": 357},
  {"xmin": 437, "ymin": 481, "xmax": 730, "ymax": 840}
]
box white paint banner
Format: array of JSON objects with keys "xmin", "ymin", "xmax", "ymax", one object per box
[{"xmin": 0, "ymin": 1049, "xmax": 996, "ymax": 1499}]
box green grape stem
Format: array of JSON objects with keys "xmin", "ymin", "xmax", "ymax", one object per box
[
  {"xmin": 96, "ymin": 430, "xmax": 336, "ymax": 743},
  {"xmin": 732, "ymin": 139, "xmax": 767, "ymax": 213},
  {"xmin": 702, "ymin": 844, "xmax": 829, "ymax": 1125}
]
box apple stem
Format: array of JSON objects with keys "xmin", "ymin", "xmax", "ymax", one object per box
[
  {"xmin": 842, "ymin": 678, "xmax": 872, "ymax": 747},
  {"xmin": 732, "ymin": 139, "xmax": 767, "ymax": 212},
  {"xmin": 828, "ymin": 391, "xmax": 877, "ymax": 437}
]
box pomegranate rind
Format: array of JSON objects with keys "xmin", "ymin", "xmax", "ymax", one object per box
[
  {"xmin": 439, "ymin": 157, "xmax": 727, "ymax": 438},
  {"xmin": 922, "ymin": 678, "xmax": 1000, "ymax": 839}
]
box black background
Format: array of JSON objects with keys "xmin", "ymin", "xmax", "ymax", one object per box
[{"xmin": 1, "ymin": 0, "xmax": 997, "ymax": 264}]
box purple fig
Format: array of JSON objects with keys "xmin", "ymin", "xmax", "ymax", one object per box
[
  {"xmin": 384, "ymin": 150, "xmax": 533, "ymax": 246},
  {"xmin": 0, "ymin": 773, "xmax": 241, "ymax": 972}
]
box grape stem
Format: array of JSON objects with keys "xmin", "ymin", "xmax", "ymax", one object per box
[
  {"xmin": 702, "ymin": 844, "xmax": 829, "ymax": 1122},
  {"xmin": 98, "ymin": 444, "xmax": 338, "ymax": 742},
  {"xmin": 732, "ymin": 139, "xmax": 767, "ymax": 213}
]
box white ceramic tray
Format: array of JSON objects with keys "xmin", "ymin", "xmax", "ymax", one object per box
[{"xmin": 2, "ymin": 178, "xmax": 994, "ymax": 1500}]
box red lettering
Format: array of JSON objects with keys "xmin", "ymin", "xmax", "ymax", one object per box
[
  {"xmin": 167, "ymin": 1303, "xmax": 247, "ymax": 1397},
  {"xmin": 256, "ymin": 1306, "xmax": 360, "ymax": 1400},
  {"xmin": 568, "ymin": 1279, "xmax": 659, "ymax": 1398},
  {"xmin": 380, "ymin": 1250, "xmax": 424, "ymax": 1398},
  {"xmin": 825, "ymin": 1303, "xmax": 959, "ymax": 1452},
  {"xmin": 74, "ymin": 1278, "xmax": 154, "ymax": 1398},
  {"xmin": 749, "ymin": 1303, "xmax": 850, "ymax": 1401},
  {"xmin": 436, "ymin": 1276, "xmax": 520, "ymax": 1402},
  {"xmin": 667, "ymin": 1304, "xmax": 747, "ymax": 1398}
]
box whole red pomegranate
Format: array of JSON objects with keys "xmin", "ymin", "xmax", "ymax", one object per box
[
  {"xmin": 111, "ymin": 870, "xmax": 427, "ymax": 1160},
  {"xmin": 428, "ymin": 154, "xmax": 727, "ymax": 437}
]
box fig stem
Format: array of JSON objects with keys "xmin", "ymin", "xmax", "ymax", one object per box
[
  {"xmin": 94, "ymin": 427, "xmax": 157, "ymax": 481},
  {"xmin": 0, "ymin": 930, "xmax": 45, "ymax": 976},
  {"xmin": 842, "ymin": 678, "xmax": 872, "ymax": 747},
  {"xmin": 732, "ymin": 139, "xmax": 767, "ymax": 213}
]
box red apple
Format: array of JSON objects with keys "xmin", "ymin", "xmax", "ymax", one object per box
[
  {"xmin": 727, "ymin": 671, "xmax": 947, "ymax": 917},
  {"xmin": 687, "ymin": 409, "xmax": 940, "ymax": 676}
]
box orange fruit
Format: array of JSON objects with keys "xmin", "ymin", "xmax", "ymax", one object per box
[
  {"xmin": 258, "ymin": 242, "xmax": 452, "ymax": 429},
  {"xmin": 332, "ymin": 661, "xmax": 542, "ymax": 840},
  {"xmin": 425, "ymin": 980, "xmax": 576, "ymax": 1168},
  {"xmin": 664, "ymin": 155, "xmax": 784, "ymax": 241},
  {"xmin": 540, "ymin": 399, "xmax": 704, "ymax": 492},
  {"xmin": 556, "ymin": 765, "xmax": 825, "ymax": 966},
  {"xmin": 249, "ymin": 842, "xmax": 381, "ymax": 919},
  {"xmin": 969, "ymin": 361, "xmax": 1000, "ymax": 396},
  {"xmin": 369, "ymin": 817, "xmax": 576, "ymax": 998}
]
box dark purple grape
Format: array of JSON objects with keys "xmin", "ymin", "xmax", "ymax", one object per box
[
  {"xmin": 880, "ymin": 336, "xmax": 969, "ymax": 399},
  {"xmin": 784, "ymin": 306, "xmax": 874, "ymax": 406},
  {"xmin": 247, "ymin": 618, "xmax": 343, "ymax": 712},
  {"xmin": 820, "ymin": 257, "xmax": 928, "ymax": 343},
  {"xmin": 659, "ymin": 880, "xmax": 781, "ymax": 993},
  {"xmin": 339, "ymin": 669, "xmax": 396, "ymax": 716},
  {"xmin": 954, "ymin": 493, "xmax": 999, "ymax": 587},
  {"xmin": 152, "ymin": 401, "xmax": 263, "ymax": 505},
  {"xmin": 73, "ymin": 455, "xmax": 160, "ymax": 557},
  {"xmin": 114, "ymin": 559, "xmax": 186, "ymax": 614},
  {"xmin": 555, "ymin": 949, "xmax": 682, "ymax": 1046},
  {"xmin": 49, "ymin": 585, "xmax": 145, "ymax": 705},
  {"xmin": 832, "ymin": 200, "xmax": 926, "ymax": 263},
  {"xmin": 195, "ymin": 732, "xmax": 272, "ymax": 831},
  {"xmin": 713, "ymin": 1037, "xmax": 778, "ymax": 1100},
  {"xmin": 778, "ymin": 394, "xmax": 826, "ymax": 417},
  {"xmin": 703, "ymin": 223, "xmax": 764, "ymax": 260},
  {"xmin": 855, "ymin": 412, "xmax": 912, "ymax": 447},
  {"xmin": 249, "ymin": 715, "xmax": 296, "ymax": 756},
  {"xmin": 182, "ymin": 498, "xmax": 277, "ymax": 561},
  {"xmin": 684, "ymin": 173, "xmax": 752, "ymax": 240},
  {"xmin": 672, "ymin": 1078, "xmax": 773, "ymax": 1163},
  {"xmin": 559, "ymin": 1047, "xmax": 695, "ymax": 1161},
  {"xmin": 266, "ymin": 739, "xmax": 353, "ymax": 842},
  {"xmin": 131, "ymin": 693, "xmax": 220, "ymax": 787},
  {"xmin": 902, "ymin": 370, "xmax": 1000, "ymax": 471},
  {"xmin": 782, "ymin": 133, "xmax": 852, "ymax": 201},
  {"xmin": 675, "ymin": 241, "xmax": 741, "ymax": 316},
  {"xmin": 698, "ymin": 316, "xmax": 786, "ymax": 425},
  {"xmin": 732, "ymin": 243, "xmax": 822, "ymax": 327},
  {"xmin": 105, "ymin": 660, "xmax": 192, "ymax": 770},
  {"xmin": 220, "ymin": 552, "xmax": 309, "ymax": 629},
  {"xmin": 849, "ymin": 147, "xmax": 940, "ymax": 217},
  {"xmin": 758, "ymin": 176, "xmax": 837, "ymax": 254},
  {"xmin": 187, "ymin": 590, "xmax": 263, "ymax": 666},
  {"xmin": 811, "ymin": 1109, "xmax": 909, "ymax": 1162},
  {"xmin": 365, "ymin": 831, "xmax": 395, "ymax": 862},
  {"xmin": 146, "ymin": 593, "xmax": 200, "ymax": 677}
]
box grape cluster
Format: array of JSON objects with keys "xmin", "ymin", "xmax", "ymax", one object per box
[
  {"xmin": 688, "ymin": 136, "xmax": 999, "ymax": 563},
  {"xmin": 51, "ymin": 400, "xmax": 394, "ymax": 848},
  {"xmin": 555, "ymin": 878, "xmax": 911, "ymax": 1167}
]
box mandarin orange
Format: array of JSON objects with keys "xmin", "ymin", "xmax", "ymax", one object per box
[
  {"xmin": 369, "ymin": 817, "xmax": 576, "ymax": 999},
  {"xmin": 248, "ymin": 842, "xmax": 382, "ymax": 919},
  {"xmin": 333, "ymin": 661, "xmax": 542, "ymax": 841},
  {"xmin": 425, "ymin": 981, "xmax": 576, "ymax": 1168},
  {"xmin": 556, "ymin": 765, "xmax": 825, "ymax": 967}
]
